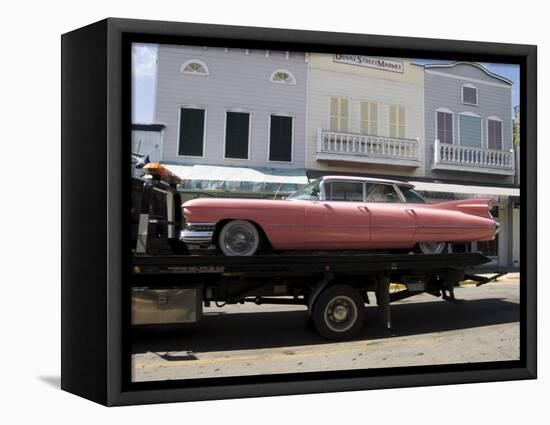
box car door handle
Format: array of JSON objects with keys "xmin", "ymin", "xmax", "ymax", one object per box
[
  {"xmin": 405, "ymin": 208, "xmax": 416, "ymax": 215},
  {"xmin": 358, "ymin": 206, "xmax": 370, "ymax": 213}
]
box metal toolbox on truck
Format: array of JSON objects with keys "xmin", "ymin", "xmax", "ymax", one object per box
[{"xmin": 131, "ymin": 286, "xmax": 203, "ymax": 325}]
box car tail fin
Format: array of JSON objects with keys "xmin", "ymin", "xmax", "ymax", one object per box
[{"xmin": 434, "ymin": 198, "xmax": 493, "ymax": 218}]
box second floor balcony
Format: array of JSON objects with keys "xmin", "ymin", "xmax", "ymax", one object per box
[
  {"xmin": 316, "ymin": 129, "xmax": 420, "ymax": 167},
  {"xmin": 432, "ymin": 139, "xmax": 515, "ymax": 176}
]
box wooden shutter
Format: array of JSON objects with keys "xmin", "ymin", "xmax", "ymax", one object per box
[
  {"xmin": 390, "ymin": 105, "xmax": 406, "ymax": 138},
  {"xmin": 178, "ymin": 108, "xmax": 205, "ymax": 156},
  {"xmin": 330, "ymin": 97, "xmax": 349, "ymax": 132},
  {"xmin": 225, "ymin": 112, "xmax": 250, "ymax": 159},
  {"xmin": 488, "ymin": 119, "xmax": 503, "ymax": 150},
  {"xmin": 269, "ymin": 115, "xmax": 293, "ymax": 162},
  {"xmin": 437, "ymin": 111, "xmax": 453, "ymax": 144},
  {"xmin": 361, "ymin": 102, "xmax": 378, "ymax": 136}
]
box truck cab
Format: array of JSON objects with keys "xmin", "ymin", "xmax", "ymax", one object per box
[{"xmin": 131, "ymin": 164, "xmax": 188, "ymax": 255}]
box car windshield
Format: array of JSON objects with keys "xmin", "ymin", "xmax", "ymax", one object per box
[
  {"xmin": 399, "ymin": 186, "xmax": 426, "ymax": 203},
  {"xmin": 287, "ymin": 179, "xmax": 321, "ymax": 201}
]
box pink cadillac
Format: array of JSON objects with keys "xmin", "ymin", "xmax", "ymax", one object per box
[{"xmin": 181, "ymin": 176, "xmax": 499, "ymax": 256}]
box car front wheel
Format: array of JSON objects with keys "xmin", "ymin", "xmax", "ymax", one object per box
[
  {"xmin": 218, "ymin": 220, "xmax": 261, "ymax": 256},
  {"xmin": 416, "ymin": 241, "xmax": 448, "ymax": 255}
]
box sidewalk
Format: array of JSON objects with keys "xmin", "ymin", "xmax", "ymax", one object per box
[{"xmin": 389, "ymin": 273, "xmax": 519, "ymax": 290}]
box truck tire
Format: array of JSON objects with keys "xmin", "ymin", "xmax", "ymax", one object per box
[{"xmin": 312, "ymin": 284, "xmax": 366, "ymax": 340}]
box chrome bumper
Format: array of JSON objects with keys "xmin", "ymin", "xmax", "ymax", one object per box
[
  {"xmin": 494, "ymin": 220, "xmax": 500, "ymax": 236},
  {"xmin": 181, "ymin": 223, "xmax": 215, "ymax": 245}
]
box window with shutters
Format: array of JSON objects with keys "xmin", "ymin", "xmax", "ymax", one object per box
[
  {"xmin": 178, "ymin": 107, "xmax": 205, "ymax": 156},
  {"xmin": 389, "ymin": 105, "xmax": 406, "ymax": 139},
  {"xmin": 360, "ymin": 101, "xmax": 379, "ymax": 136},
  {"xmin": 462, "ymin": 84, "xmax": 478, "ymax": 105},
  {"xmin": 487, "ymin": 118, "xmax": 503, "ymax": 150},
  {"xmin": 225, "ymin": 111, "xmax": 250, "ymax": 159},
  {"xmin": 180, "ymin": 59, "xmax": 209, "ymax": 75},
  {"xmin": 436, "ymin": 109, "xmax": 454, "ymax": 144},
  {"xmin": 330, "ymin": 97, "xmax": 349, "ymax": 132},
  {"xmin": 269, "ymin": 115, "xmax": 293, "ymax": 162}
]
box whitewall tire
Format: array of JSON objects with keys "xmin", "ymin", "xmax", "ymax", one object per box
[
  {"xmin": 416, "ymin": 242, "xmax": 448, "ymax": 255},
  {"xmin": 218, "ymin": 220, "xmax": 261, "ymax": 256}
]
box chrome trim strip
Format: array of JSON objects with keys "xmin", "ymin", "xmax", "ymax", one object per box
[
  {"xmin": 269, "ymin": 224, "xmax": 493, "ymax": 229},
  {"xmin": 181, "ymin": 230, "xmax": 214, "ymax": 244},
  {"xmin": 415, "ymin": 225, "xmax": 493, "ymax": 229}
]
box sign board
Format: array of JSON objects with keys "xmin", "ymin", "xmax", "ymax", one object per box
[{"xmin": 333, "ymin": 54, "xmax": 404, "ymax": 73}]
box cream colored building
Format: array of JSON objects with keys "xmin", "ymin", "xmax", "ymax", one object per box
[{"xmin": 306, "ymin": 54, "xmax": 425, "ymax": 177}]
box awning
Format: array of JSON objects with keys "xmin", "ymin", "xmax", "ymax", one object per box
[
  {"xmin": 164, "ymin": 164, "xmax": 308, "ymax": 194},
  {"xmin": 410, "ymin": 181, "xmax": 519, "ymax": 197}
]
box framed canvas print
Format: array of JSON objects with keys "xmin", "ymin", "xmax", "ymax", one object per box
[{"xmin": 61, "ymin": 18, "xmax": 537, "ymax": 406}]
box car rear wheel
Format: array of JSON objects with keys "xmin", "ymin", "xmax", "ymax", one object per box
[
  {"xmin": 416, "ymin": 241, "xmax": 448, "ymax": 255},
  {"xmin": 312, "ymin": 285, "xmax": 366, "ymax": 340},
  {"xmin": 218, "ymin": 220, "xmax": 261, "ymax": 256}
]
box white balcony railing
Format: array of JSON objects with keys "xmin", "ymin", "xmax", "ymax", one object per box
[
  {"xmin": 316, "ymin": 129, "xmax": 420, "ymax": 167},
  {"xmin": 433, "ymin": 139, "xmax": 515, "ymax": 175}
]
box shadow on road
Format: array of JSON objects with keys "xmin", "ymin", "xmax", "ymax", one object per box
[{"xmin": 132, "ymin": 296, "xmax": 519, "ymax": 355}]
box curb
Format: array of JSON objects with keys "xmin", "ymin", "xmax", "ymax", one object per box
[{"xmin": 390, "ymin": 278, "xmax": 519, "ymax": 290}]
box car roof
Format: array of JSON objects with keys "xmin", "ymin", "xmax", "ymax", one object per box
[{"xmin": 320, "ymin": 175, "xmax": 414, "ymax": 187}]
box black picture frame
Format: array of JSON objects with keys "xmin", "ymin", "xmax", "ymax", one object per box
[{"xmin": 61, "ymin": 18, "xmax": 537, "ymax": 406}]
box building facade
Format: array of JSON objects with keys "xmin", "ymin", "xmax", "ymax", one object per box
[
  {"xmin": 306, "ymin": 54, "xmax": 425, "ymax": 178},
  {"xmin": 154, "ymin": 45, "xmax": 308, "ymax": 172},
  {"xmin": 424, "ymin": 62, "xmax": 515, "ymax": 184},
  {"xmin": 423, "ymin": 62, "xmax": 517, "ymax": 267}
]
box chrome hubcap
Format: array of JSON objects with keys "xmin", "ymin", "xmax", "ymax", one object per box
[
  {"xmin": 224, "ymin": 224, "xmax": 255, "ymax": 255},
  {"xmin": 420, "ymin": 242, "xmax": 446, "ymax": 254},
  {"xmin": 324, "ymin": 296, "xmax": 357, "ymax": 332},
  {"xmin": 332, "ymin": 305, "xmax": 349, "ymax": 321}
]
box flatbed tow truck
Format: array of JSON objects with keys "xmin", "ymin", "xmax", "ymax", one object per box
[{"xmin": 130, "ymin": 164, "xmax": 506, "ymax": 340}]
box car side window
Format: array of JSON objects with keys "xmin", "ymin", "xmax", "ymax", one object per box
[
  {"xmin": 366, "ymin": 184, "xmax": 401, "ymax": 203},
  {"xmin": 326, "ymin": 181, "xmax": 364, "ymax": 202}
]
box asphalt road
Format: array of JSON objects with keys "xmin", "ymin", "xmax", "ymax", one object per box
[{"xmin": 131, "ymin": 279, "xmax": 520, "ymax": 382}]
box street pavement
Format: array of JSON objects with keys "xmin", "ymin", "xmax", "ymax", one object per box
[{"xmin": 131, "ymin": 279, "xmax": 520, "ymax": 382}]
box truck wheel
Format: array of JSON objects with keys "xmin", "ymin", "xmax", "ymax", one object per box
[
  {"xmin": 218, "ymin": 220, "xmax": 261, "ymax": 256},
  {"xmin": 416, "ymin": 242, "xmax": 447, "ymax": 255},
  {"xmin": 312, "ymin": 285, "xmax": 365, "ymax": 340}
]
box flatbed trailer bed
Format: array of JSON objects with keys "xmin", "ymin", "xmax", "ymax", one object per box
[
  {"xmin": 130, "ymin": 252, "xmax": 503, "ymax": 340},
  {"xmin": 132, "ymin": 252, "xmax": 490, "ymax": 275}
]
